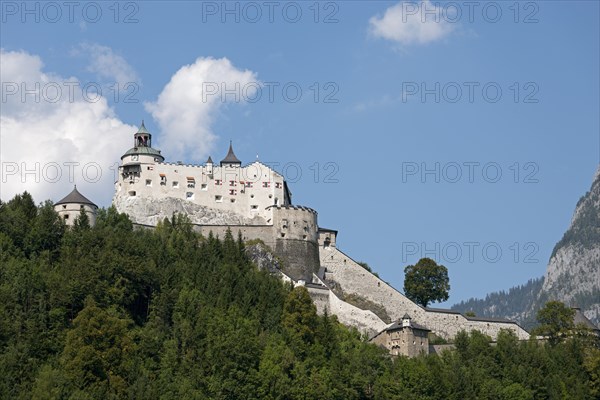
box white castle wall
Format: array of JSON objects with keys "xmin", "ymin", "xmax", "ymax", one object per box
[
  {"xmin": 319, "ymin": 246, "xmax": 529, "ymax": 340},
  {"xmin": 306, "ymin": 283, "xmax": 387, "ymax": 338},
  {"xmin": 55, "ymin": 203, "xmax": 97, "ymax": 227},
  {"xmin": 115, "ymin": 157, "xmax": 288, "ymax": 225}
]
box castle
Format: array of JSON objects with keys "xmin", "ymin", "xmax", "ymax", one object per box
[{"xmin": 56, "ymin": 122, "xmax": 530, "ymax": 356}]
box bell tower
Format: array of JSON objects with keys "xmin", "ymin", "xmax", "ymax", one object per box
[{"xmin": 134, "ymin": 120, "xmax": 152, "ymax": 147}]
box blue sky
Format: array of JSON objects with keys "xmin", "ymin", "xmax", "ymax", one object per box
[{"xmin": 1, "ymin": 1, "xmax": 598, "ymax": 306}]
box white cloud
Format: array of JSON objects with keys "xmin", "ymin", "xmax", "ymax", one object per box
[
  {"xmin": 75, "ymin": 43, "xmax": 139, "ymax": 84},
  {"xmin": 369, "ymin": 1, "xmax": 454, "ymax": 46},
  {"xmin": 145, "ymin": 57, "xmax": 258, "ymax": 163},
  {"xmin": 0, "ymin": 49, "xmax": 135, "ymax": 206},
  {"xmin": 1, "ymin": 51, "xmax": 259, "ymax": 206}
]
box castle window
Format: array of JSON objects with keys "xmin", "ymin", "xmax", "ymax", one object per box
[
  {"xmin": 230, "ymin": 199, "xmax": 236, "ymax": 203},
  {"xmin": 282, "ymin": 219, "xmax": 288, "ymax": 229},
  {"xmin": 62, "ymin": 205, "xmax": 67, "ymax": 209},
  {"xmin": 262, "ymin": 182, "xmax": 270, "ymax": 188},
  {"xmin": 215, "ymin": 195, "xmax": 222, "ymax": 202},
  {"xmin": 146, "ymin": 179, "xmax": 152, "ymax": 186},
  {"xmin": 268, "ymin": 194, "xmax": 273, "ymax": 199},
  {"xmin": 229, "ymin": 180, "xmax": 236, "ymax": 186},
  {"xmin": 303, "ymin": 235, "xmax": 307, "ymax": 239},
  {"xmin": 245, "ymin": 182, "xmax": 253, "ymax": 188},
  {"xmin": 172, "ymin": 181, "xmax": 179, "ymax": 188},
  {"xmin": 201, "ymin": 183, "xmax": 208, "ymax": 191},
  {"xmin": 187, "ymin": 177, "xmax": 195, "ymax": 188},
  {"xmin": 281, "ymin": 233, "xmax": 285, "ymax": 238},
  {"xmin": 215, "ymin": 179, "xmax": 222, "ymax": 185},
  {"xmin": 250, "ymin": 194, "xmax": 254, "ymax": 198},
  {"xmin": 154, "ymin": 157, "xmax": 160, "ymax": 162},
  {"xmin": 128, "ymin": 190, "xmax": 136, "ymax": 197},
  {"xmin": 275, "ymin": 182, "xmax": 282, "ymax": 189},
  {"xmin": 147, "ymin": 166, "xmax": 153, "ymax": 170},
  {"xmin": 64, "ymin": 214, "xmax": 69, "ymax": 220},
  {"xmin": 186, "ymin": 192, "xmax": 194, "ymax": 200},
  {"xmin": 251, "ymin": 205, "xmax": 258, "ymax": 210},
  {"xmin": 160, "ymin": 174, "xmax": 166, "ymax": 185}
]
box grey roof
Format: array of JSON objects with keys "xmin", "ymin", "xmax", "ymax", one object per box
[
  {"xmin": 56, "ymin": 186, "xmax": 97, "ymax": 207},
  {"xmin": 424, "ymin": 307, "xmax": 462, "ymax": 315},
  {"xmin": 384, "ymin": 319, "xmax": 430, "ymax": 333},
  {"xmin": 318, "ymin": 227, "xmax": 338, "ymax": 234},
  {"xmin": 220, "ymin": 141, "xmax": 241, "ymax": 165},
  {"xmin": 136, "ymin": 120, "xmax": 150, "ymax": 134},
  {"xmin": 206, "ymin": 156, "xmax": 213, "ymax": 164},
  {"xmin": 402, "ymin": 313, "xmax": 412, "ymax": 320},
  {"xmin": 465, "ymin": 315, "xmax": 515, "ymax": 324},
  {"xmin": 573, "ymin": 308, "xmax": 600, "ymax": 332},
  {"xmin": 121, "ymin": 146, "xmax": 164, "ymax": 160}
]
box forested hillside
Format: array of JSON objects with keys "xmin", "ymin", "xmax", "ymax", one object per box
[
  {"xmin": 1, "ymin": 192, "xmax": 599, "ymax": 399},
  {"xmin": 453, "ymin": 278, "xmax": 543, "ymax": 331}
]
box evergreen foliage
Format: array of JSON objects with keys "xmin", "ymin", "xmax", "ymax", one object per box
[{"xmin": 0, "ymin": 193, "xmax": 598, "ymax": 399}]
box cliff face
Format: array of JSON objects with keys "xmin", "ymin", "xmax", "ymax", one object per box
[
  {"xmin": 541, "ymin": 166, "xmax": 600, "ymax": 323},
  {"xmin": 453, "ymin": 166, "xmax": 600, "ymax": 327},
  {"xmin": 113, "ymin": 195, "xmax": 266, "ymax": 226}
]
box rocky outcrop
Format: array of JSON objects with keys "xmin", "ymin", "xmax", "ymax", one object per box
[
  {"xmin": 245, "ymin": 241, "xmax": 292, "ymax": 284},
  {"xmin": 453, "ymin": 166, "xmax": 600, "ymax": 327},
  {"xmin": 541, "ymin": 166, "xmax": 600, "ymax": 324},
  {"xmin": 113, "ymin": 195, "xmax": 266, "ymax": 226}
]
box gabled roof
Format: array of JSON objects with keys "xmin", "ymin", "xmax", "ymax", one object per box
[
  {"xmin": 220, "ymin": 141, "xmax": 241, "ymax": 165},
  {"xmin": 573, "ymin": 308, "xmax": 600, "ymax": 332},
  {"xmin": 55, "ymin": 186, "xmax": 97, "ymax": 207},
  {"xmin": 206, "ymin": 156, "xmax": 214, "ymax": 164},
  {"xmin": 384, "ymin": 319, "xmax": 430, "ymax": 333}
]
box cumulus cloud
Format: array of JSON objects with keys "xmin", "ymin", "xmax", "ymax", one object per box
[
  {"xmin": 369, "ymin": 1, "xmax": 454, "ymax": 46},
  {"xmin": 74, "ymin": 43, "xmax": 139, "ymax": 84},
  {"xmin": 145, "ymin": 57, "xmax": 259, "ymax": 163},
  {"xmin": 0, "ymin": 49, "xmax": 135, "ymax": 206}
]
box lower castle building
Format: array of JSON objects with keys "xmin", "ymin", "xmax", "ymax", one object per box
[{"xmin": 56, "ymin": 122, "xmax": 530, "ymax": 355}]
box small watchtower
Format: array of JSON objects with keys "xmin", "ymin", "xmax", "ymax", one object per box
[
  {"xmin": 55, "ymin": 185, "xmax": 98, "ymax": 227},
  {"xmin": 370, "ymin": 313, "xmax": 430, "ymax": 357}
]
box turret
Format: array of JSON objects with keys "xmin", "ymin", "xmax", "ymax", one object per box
[
  {"xmin": 220, "ymin": 141, "xmax": 241, "ymax": 167},
  {"xmin": 134, "ymin": 120, "xmax": 151, "ymax": 147},
  {"xmin": 55, "ymin": 185, "xmax": 98, "ymax": 226},
  {"xmin": 121, "ymin": 121, "xmax": 164, "ymax": 164},
  {"xmin": 401, "ymin": 313, "xmax": 412, "ymax": 328},
  {"xmin": 206, "ymin": 155, "xmax": 214, "ymax": 176}
]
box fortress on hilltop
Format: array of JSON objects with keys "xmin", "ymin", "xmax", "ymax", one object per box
[{"xmin": 56, "ymin": 122, "xmax": 530, "ymax": 355}]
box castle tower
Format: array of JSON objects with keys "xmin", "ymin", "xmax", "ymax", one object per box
[
  {"xmin": 122, "ymin": 121, "xmax": 164, "ymax": 165},
  {"xmin": 220, "ymin": 141, "xmax": 241, "ymax": 167},
  {"xmin": 55, "ymin": 185, "xmax": 98, "ymax": 226}
]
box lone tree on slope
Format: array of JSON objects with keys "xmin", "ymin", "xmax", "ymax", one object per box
[
  {"xmin": 403, "ymin": 258, "xmax": 450, "ymax": 308},
  {"xmin": 532, "ymin": 300, "xmax": 575, "ymax": 346}
]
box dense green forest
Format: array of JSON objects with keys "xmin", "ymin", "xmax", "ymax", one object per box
[{"xmin": 1, "ymin": 192, "xmax": 599, "ymax": 399}]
